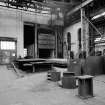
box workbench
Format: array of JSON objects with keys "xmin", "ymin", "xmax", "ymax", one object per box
[
  {"xmin": 15, "ymin": 58, "xmax": 68, "ymax": 72},
  {"xmin": 15, "ymin": 58, "xmax": 52, "ymax": 72}
]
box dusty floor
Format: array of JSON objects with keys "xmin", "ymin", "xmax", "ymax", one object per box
[{"xmin": 0, "ymin": 65, "xmax": 105, "ymax": 105}]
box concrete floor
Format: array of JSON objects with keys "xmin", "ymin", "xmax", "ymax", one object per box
[{"xmin": 0, "ymin": 66, "xmax": 105, "ymax": 105}]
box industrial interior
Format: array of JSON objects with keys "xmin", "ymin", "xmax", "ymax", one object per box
[{"xmin": 1, "ymin": 0, "xmax": 105, "ymax": 105}]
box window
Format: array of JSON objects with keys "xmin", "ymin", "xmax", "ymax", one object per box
[
  {"xmin": 1, "ymin": 41, "xmax": 15, "ymax": 50},
  {"xmin": 78, "ymin": 28, "xmax": 81, "ymax": 50},
  {"xmin": 67, "ymin": 32, "xmax": 71, "ymax": 50},
  {"xmin": 70, "ymin": 51, "xmax": 74, "ymax": 59}
]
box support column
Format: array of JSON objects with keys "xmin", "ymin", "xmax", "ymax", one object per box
[
  {"xmin": 85, "ymin": 19, "xmax": 89, "ymax": 56},
  {"xmin": 55, "ymin": 27, "xmax": 58, "ymax": 58},
  {"xmin": 34, "ymin": 24, "xmax": 38, "ymax": 58},
  {"xmin": 81, "ymin": 8, "xmax": 89, "ymax": 56}
]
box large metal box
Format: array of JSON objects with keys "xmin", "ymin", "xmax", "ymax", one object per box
[
  {"xmin": 77, "ymin": 75, "xmax": 94, "ymax": 99},
  {"xmin": 49, "ymin": 71, "xmax": 61, "ymax": 82},
  {"xmin": 83, "ymin": 56, "xmax": 104, "ymax": 75},
  {"xmin": 62, "ymin": 72, "xmax": 76, "ymax": 89},
  {"xmin": 68, "ymin": 59, "xmax": 85, "ymax": 76}
]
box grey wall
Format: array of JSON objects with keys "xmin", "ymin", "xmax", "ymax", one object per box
[
  {"xmin": 64, "ymin": 22, "xmax": 81, "ymax": 58},
  {"xmin": 0, "ymin": 6, "xmax": 52, "ymax": 58}
]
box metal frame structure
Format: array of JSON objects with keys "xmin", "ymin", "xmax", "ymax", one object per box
[
  {"xmin": 0, "ymin": 0, "xmax": 76, "ymax": 14},
  {"xmin": 0, "ymin": 0, "xmax": 51, "ymax": 13}
]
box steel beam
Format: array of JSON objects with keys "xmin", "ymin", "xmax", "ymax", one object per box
[{"xmin": 67, "ymin": 0, "xmax": 94, "ymax": 16}]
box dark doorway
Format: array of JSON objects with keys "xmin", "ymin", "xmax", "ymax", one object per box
[{"xmin": 24, "ymin": 23, "xmax": 35, "ymax": 58}]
